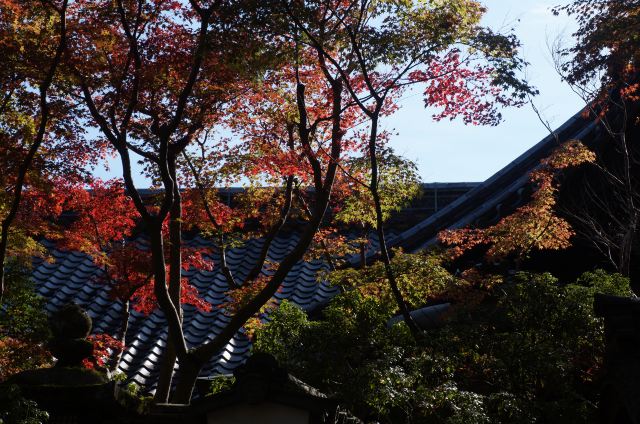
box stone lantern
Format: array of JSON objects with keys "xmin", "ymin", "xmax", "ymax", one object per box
[{"xmin": 7, "ymin": 303, "xmax": 127, "ymax": 423}]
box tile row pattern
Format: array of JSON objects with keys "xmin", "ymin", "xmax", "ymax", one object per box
[
  {"xmin": 391, "ymin": 110, "xmax": 600, "ymax": 253},
  {"xmin": 30, "ymin": 106, "xmax": 593, "ymax": 393},
  {"xmin": 31, "ymin": 231, "xmax": 394, "ymax": 392}
]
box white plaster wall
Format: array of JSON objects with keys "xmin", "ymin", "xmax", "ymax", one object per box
[{"xmin": 207, "ymin": 402, "xmax": 310, "ymax": 424}]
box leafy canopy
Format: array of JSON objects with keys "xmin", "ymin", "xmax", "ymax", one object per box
[{"xmin": 256, "ymin": 260, "xmax": 630, "ymax": 423}]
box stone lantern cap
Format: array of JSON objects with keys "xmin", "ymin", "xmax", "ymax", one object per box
[{"xmin": 8, "ymin": 303, "xmax": 107, "ymax": 387}]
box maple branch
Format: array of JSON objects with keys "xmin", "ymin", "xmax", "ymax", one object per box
[
  {"xmin": 529, "ymin": 83, "xmax": 638, "ymax": 277},
  {"xmin": 154, "ymin": 1, "xmax": 215, "ymax": 238},
  {"xmin": 323, "ymin": 74, "xmax": 344, "ymax": 178},
  {"xmin": 156, "ymin": 137, "xmax": 177, "ymax": 223},
  {"xmin": 286, "ymin": 5, "xmax": 370, "ymax": 114},
  {"xmin": 294, "ymin": 187, "xmax": 337, "ymax": 271},
  {"xmin": 78, "ymin": 82, "xmax": 151, "ymax": 223},
  {"xmin": 188, "ymin": 0, "xmax": 204, "ymax": 16},
  {"xmin": 367, "ymin": 112, "xmax": 421, "ymax": 338},
  {"xmin": 314, "ymin": 142, "xmax": 370, "ymax": 191},
  {"xmin": 242, "ymin": 175, "xmax": 295, "ymax": 285},
  {"xmin": 125, "ymin": 142, "xmax": 159, "ymax": 163},
  {"xmin": 318, "ymin": 1, "xmax": 423, "ymax": 336},
  {"xmin": 114, "ymin": 147, "xmax": 150, "ymax": 220},
  {"xmin": 79, "ymin": 85, "xmax": 118, "ymax": 144},
  {"xmin": 170, "ymin": 121, "xmax": 204, "ymax": 155},
  {"xmin": 107, "ymin": 0, "xmax": 144, "ymax": 119},
  {"xmin": 379, "ymin": 56, "xmax": 427, "ymax": 102},
  {"xmin": 295, "ymin": 78, "xmax": 323, "ymax": 192},
  {"xmin": 562, "ymin": 205, "xmax": 619, "ymax": 270},
  {"xmin": 182, "ymin": 151, "xmax": 240, "ymax": 290},
  {"xmin": 165, "ymin": 4, "xmax": 212, "ymax": 140},
  {"xmin": 0, "ymin": 0, "xmax": 68, "ymax": 302},
  {"xmin": 219, "ymin": 242, "xmax": 239, "ymax": 289},
  {"xmin": 138, "ymin": 107, "xmax": 161, "ymax": 132},
  {"xmin": 110, "ymin": 298, "xmax": 130, "ymax": 372},
  {"xmin": 529, "ymin": 94, "xmax": 627, "ymax": 190},
  {"xmin": 330, "ymin": 4, "xmax": 380, "ymax": 104},
  {"xmin": 105, "ymin": 273, "xmax": 150, "ymax": 373},
  {"xmin": 115, "ymin": 0, "xmax": 143, "ymax": 134},
  {"xmin": 172, "ymin": 66, "xmax": 346, "ymax": 404},
  {"xmin": 313, "ymin": 5, "xmax": 422, "ymax": 335},
  {"xmin": 179, "ymin": 179, "xmax": 336, "ymax": 402}
]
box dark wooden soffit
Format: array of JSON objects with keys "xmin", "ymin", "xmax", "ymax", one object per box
[{"xmin": 390, "ymin": 109, "xmax": 599, "ymax": 253}]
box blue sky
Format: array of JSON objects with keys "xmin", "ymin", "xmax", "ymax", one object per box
[
  {"xmin": 98, "ymin": 0, "xmax": 584, "ymax": 185},
  {"xmin": 387, "ymin": 0, "xmax": 583, "ymax": 182}
]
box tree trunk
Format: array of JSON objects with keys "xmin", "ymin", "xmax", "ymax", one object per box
[
  {"xmin": 0, "ymin": 1, "xmax": 68, "ymax": 303},
  {"xmin": 155, "ymin": 342, "xmax": 177, "ymax": 403},
  {"xmin": 154, "ymin": 169, "xmax": 184, "ymax": 403},
  {"xmin": 368, "ymin": 114, "xmax": 421, "ymax": 339},
  {"xmin": 618, "ymin": 213, "xmax": 637, "ymax": 285},
  {"xmin": 170, "ymin": 353, "xmax": 201, "ymax": 404}
]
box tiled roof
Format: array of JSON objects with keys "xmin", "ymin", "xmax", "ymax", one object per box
[
  {"xmin": 387, "ymin": 303, "xmax": 451, "ymax": 329},
  {"xmin": 31, "ymin": 231, "xmax": 402, "ymax": 391},
  {"xmin": 391, "ymin": 110, "xmax": 599, "ymax": 253},
  {"xmin": 30, "ymin": 107, "xmax": 598, "ymax": 393},
  {"xmin": 29, "ymin": 180, "xmax": 480, "ymax": 391}
]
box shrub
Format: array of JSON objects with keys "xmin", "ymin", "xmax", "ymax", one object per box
[
  {"xmin": 255, "ymin": 257, "xmax": 631, "ymax": 423},
  {"xmin": 0, "ymin": 384, "xmax": 48, "ymax": 424},
  {"xmin": 0, "ymin": 267, "xmax": 51, "ymax": 381}
]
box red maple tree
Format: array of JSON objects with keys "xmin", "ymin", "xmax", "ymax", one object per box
[{"xmin": 0, "ymin": 0, "xmax": 535, "ymax": 403}]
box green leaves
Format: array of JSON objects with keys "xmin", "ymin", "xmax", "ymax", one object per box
[
  {"xmin": 0, "ymin": 384, "xmax": 49, "ymax": 424},
  {"xmin": 328, "ymin": 250, "xmax": 459, "ymax": 314},
  {"xmin": 0, "ymin": 267, "xmax": 51, "ymax": 381},
  {"xmin": 336, "ymin": 149, "xmax": 421, "ymax": 228},
  {"xmin": 208, "ymin": 375, "xmax": 236, "ymax": 396},
  {"xmin": 255, "ymin": 264, "xmax": 631, "ymax": 423},
  {"xmin": 0, "ymin": 267, "xmax": 49, "ymax": 343}
]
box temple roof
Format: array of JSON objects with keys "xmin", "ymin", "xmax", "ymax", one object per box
[
  {"xmin": 29, "ymin": 108, "xmax": 599, "ymax": 392},
  {"xmin": 30, "ymin": 183, "xmax": 475, "ymax": 392},
  {"xmin": 391, "ymin": 110, "xmax": 598, "ymax": 253}
]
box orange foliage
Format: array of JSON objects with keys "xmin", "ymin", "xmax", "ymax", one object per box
[
  {"xmin": 221, "ymin": 274, "xmax": 273, "ymax": 316},
  {"xmin": 0, "ymin": 337, "xmax": 50, "ymax": 381},
  {"xmin": 439, "ymin": 140, "xmax": 596, "ymax": 261},
  {"xmin": 83, "ymin": 333, "xmax": 124, "ymax": 370}
]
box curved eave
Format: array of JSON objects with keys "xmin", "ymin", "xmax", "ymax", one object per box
[{"xmin": 391, "ymin": 109, "xmax": 599, "ymax": 253}]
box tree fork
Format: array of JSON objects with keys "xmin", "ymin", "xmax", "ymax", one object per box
[{"xmin": 170, "ymin": 77, "xmax": 345, "ymax": 404}]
